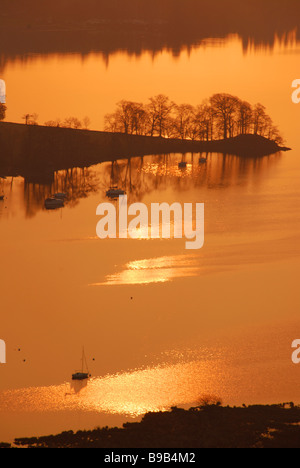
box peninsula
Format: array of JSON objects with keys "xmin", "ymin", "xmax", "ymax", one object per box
[{"xmin": 0, "ymin": 122, "xmax": 290, "ymax": 180}]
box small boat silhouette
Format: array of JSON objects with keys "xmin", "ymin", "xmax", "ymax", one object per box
[
  {"xmin": 106, "ymin": 186, "xmax": 126, "ymax": 198},
  {"xmin": 199, "ymin": 157, "xmax": 207, "ymax": 164},
  {"xmin": 44, "ymin": 197, "xmax": 64, "ymax": 210},
  {"xmin": 178, "ymin": 161, "xmax": 187, "ymax": 169},
  {"xmin": 72, "ymin": 348, "xmax": 91, "ymax": 381},
  {"xmin": 0, "ymin": 195, "xmax": 4, "ymax": 201}
]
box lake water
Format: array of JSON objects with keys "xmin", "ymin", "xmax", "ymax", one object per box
[{"xmin": 0, "ymin": 34, "xmax": 300, "ymax": 442}]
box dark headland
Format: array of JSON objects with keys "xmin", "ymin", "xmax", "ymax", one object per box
[
  {"xmin": 0, "ymin": 122, "xmax": 290, "ymax": 179},
  {"xmin": 3, "ymin": 404, "xmax": 300, "ymax": 449}
]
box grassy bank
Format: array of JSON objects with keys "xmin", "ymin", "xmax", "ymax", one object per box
[
  {"xmin": 0, "ymin": 122, "xmax": 289, "ymax": 179},
  {"xmin": 3, "ymin": 404, "xmax": 300, "ymax": 448}
]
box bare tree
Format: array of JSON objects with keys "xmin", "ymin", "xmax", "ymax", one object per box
[
  {"xmin": 104, "ymin": 112, "xmax": 119, "ymax": 132},
  {"xmin": 268, "ymin": 125, "xmax": 284, "ymax": 145},
  {"xmin": 22, "ymin": 114, "xmax": 30, "ymax": 125},
  {"xmin": 44, "ymin": 119, "xmax": 61, "ymax": 127},
  {"xmin": 82, "ymin": 116, "xmax": 91, "ymax": 130},
  {"xmin": 105, "ymin": 101, "xmax": 149, "ymax": 135},
  {"xmin": 129, "ymin": 103, "xmax": 149, "ymax": 135},
  {"xmin": 209, "ymin": 93, "xmax": 240, "ymax": 139},
  {"xmin": 252, "ymin": 103, "xmax": 268, "ymax": 135},
  {"xmin": 107, "ymin": 101, "xmax": 136, "ymax": 134},
  {"xmin": 237, "ymin": 100, "xmax": 253, "ymax": 135},
  {"xmin": 173, "ymin": 104, "xmax": 195, "ymax": 140},
  {"xmin": 62, "ymin": 117, "xmax": 82, "ymax": 129},
  {"xmin": 194, "ymin": 103, "xmax": 215, "ymax": 141},
  {"xmin": 115, "ymin": 100, "xmax": 134, "ymax": 134},
  {"xmin": 147, "ymin": 94, "xmax": 174, "ymax": 137},
  {"xmin": 22, "ymin": 113, "xmax": 39, "ymax": 125}
]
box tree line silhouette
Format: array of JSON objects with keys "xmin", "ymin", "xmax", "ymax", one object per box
[
  {"xmin": 18, "ymin": 113, "xmax": 91, "ymax": 130},
  {"xmin": 10, "ymin": 403, "xmax": 300, "ymax": 448},
  {"xmin": 105, "ymin": 94, "xmax": 283, "ymax": 144},
  {"xmin": 0, "ymin": 106, "xmax": 91, "ymax": 130},
  {"xmin": 44, "ymin": 116, "xmax": 91, "ymax": 130}
]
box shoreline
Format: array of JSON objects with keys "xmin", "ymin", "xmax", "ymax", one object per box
[
  {"xmin": 2, "ymin": 403, "xmax": 300, "ymax": 448},
  {"xmin": 0, "ymin": 122, "xmax": 290, "ymax": 180}
]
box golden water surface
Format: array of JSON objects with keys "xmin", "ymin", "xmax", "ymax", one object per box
[{"xmin": 0, "ymin": 34, "xmax": 300, "ymax": 442}]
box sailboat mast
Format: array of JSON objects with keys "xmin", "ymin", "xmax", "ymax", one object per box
[{"xmin": 82, "ymin": 347, "xmax": 89, "ymax": 374}]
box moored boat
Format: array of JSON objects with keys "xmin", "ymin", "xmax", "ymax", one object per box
[
  {"xmin": 72, "ymin": 372, "xmax": 90, "ymax": 381},
  {"xmin": 44, "ymin": 197, "xmax": 64, "ymax": 210},
  {"xmin": 72, "ymin": 348, "xmax": 91, "ymax": 381},
  {"xmin": 106, "ymin": 186, "xmax": 126, "ymax": 198}
]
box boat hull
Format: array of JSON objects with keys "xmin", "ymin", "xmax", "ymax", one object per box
[
  {"xmin": 72, "ymin": 372, "xmax": 89, "ymax": 381},
  {"xmin": 106, "ymin": 190, "xmax": 126, "ymax": 198},
  {"xmin": 45, "ymin": 198, "xmax": 64, "ymax": 210}
]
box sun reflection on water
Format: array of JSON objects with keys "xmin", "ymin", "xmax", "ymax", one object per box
[
  {"xmin": 91, "ymin": 255, "xmax": 202, "ymax": 285},
  {"xmin": 0, "ymin": 359, "xmax": 225, "ymax": 418}
]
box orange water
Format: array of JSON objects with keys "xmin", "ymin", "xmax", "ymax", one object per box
[{"xmin": 0, "ymin": 35, "xmax": 300, "ymax": 442}]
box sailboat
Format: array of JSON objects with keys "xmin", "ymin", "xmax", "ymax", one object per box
[{"xmin": 72, "ymin": 348, "xmax": 91, "ymax": 381}]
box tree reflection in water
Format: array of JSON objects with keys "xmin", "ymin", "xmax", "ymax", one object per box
[{"xmin": 0, "ymin": 152, "xmax": 282, "ymax": 218}]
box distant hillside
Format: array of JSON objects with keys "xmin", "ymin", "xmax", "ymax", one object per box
[
  {"xmin": 0, "ymin": 0, "xmax": 299, "ymax": 67},
  {"xmin": 1, "ymin": 0, "xmax": 300, "ymax": 31}
]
